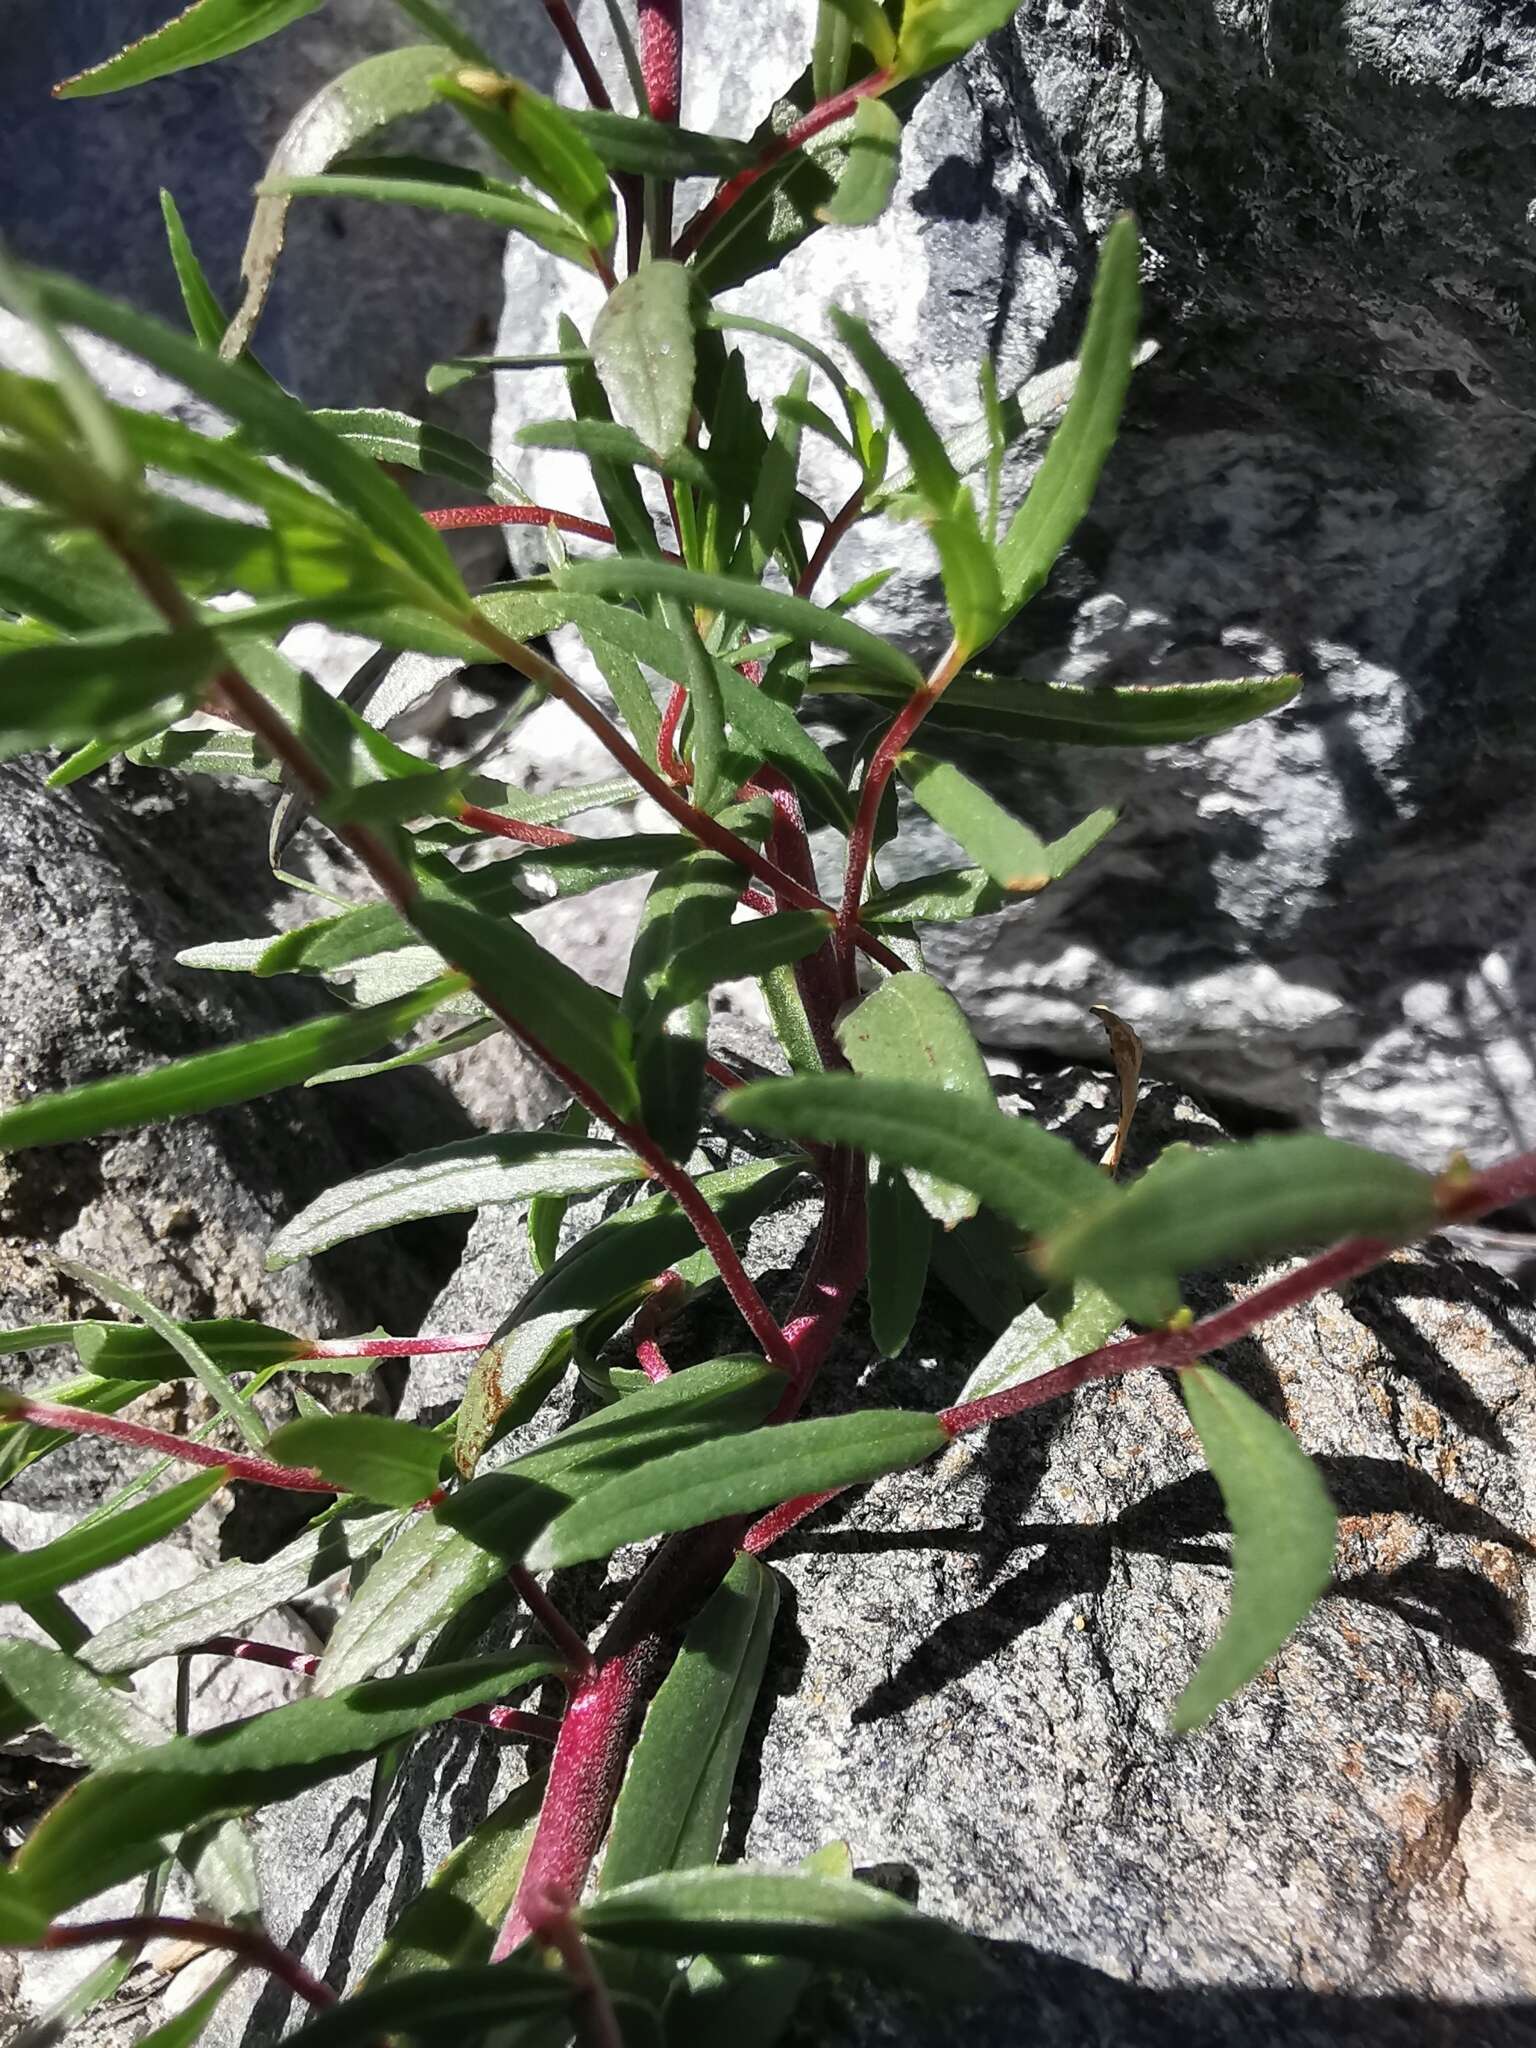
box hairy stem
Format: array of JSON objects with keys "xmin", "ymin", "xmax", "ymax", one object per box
[
  {"xmin": 1, "ymin": 1398, "xmax": 332, "ymax": 1492},
  {"xmin": 674, "ymin": 71, "xmax": 892, "ymax": 263},
  {"xmin": 522, "ymin": 1885, "xmax": 624, "ymax": 2048},
  {"xmin": 794, "ymin": 486, "xmax": 865, "ymax": 598},
  {"xmin": 456, "ymin": 804, "xmax": 579, "ymax": 849},
  {"xmin": 423, "ymin": 504, "xmax": 617, "ymax": 542},
  {"xmin": 511, "ymin": 1563, "xmax": 596, "ymax": 1676},
  {"xmin": 27, "ymin": 1919, "xmax": 335, "ymax": 2008},
  {"xmin": 299, "ymin": 1331, "xmax": 493, "ymax": 1360},
  {"xmin": 539, "ymin": 0, "xmax": 613, "ymax": 110}
]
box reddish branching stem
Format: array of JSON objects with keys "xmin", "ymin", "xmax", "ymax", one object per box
[
  {"xmin": 674, "ymin": 71, "xmax": 892, "ymax": 262},
  {"xmin": 795, "ymin": 486, "xmax": 865, "ymax": 599},
  {"xmin": 299, "ymin": 1330, "xmax": 494, "ymax": 1361},
  {"xmin": 27, "ymin": 1918, "xmax": 335, "ymax": 2009},
  {"xmin": 539, "ymin": 0, "xmax": 613, "ymax": 110},
  {"xmin": 422, "ymin": 504, "xmax": 617, "ymax": 542},
  {"xmin": 1, "ymin": 1397, "xmax": 332, "ymax": 1493},
  {"xmin": 839, "ymin": 637, "xmax": 963, "ymax": 938},
  {"xmin": 456, "ymin": 804, "xmax": 580, "ymax": 849},
  {"xmin": 521, "ymin": 1883, "xmax": 624, "ymax": 2048},
  {"xmin": 742, "ymin": 1488, "xmax": 840, "ymax": 1555},
  {"xmin": 511, "ymin": 1563, "xmax": 596, "ymax": 1676},
  {"xmin": 656, "ymin": 683, "xmax": 691, "ymax": 784}
]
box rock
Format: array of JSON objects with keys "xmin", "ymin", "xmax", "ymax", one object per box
[
  {"xmin": 0, "ymin": 755, "xmax": 472, "ymax": 1520},
  {"xmin": 24, "ymin": 1071, "xmax": 1525, "ymax": 2048},
  {"xmin": 1, "ymin": 0, "xmax": 564, "ymax": 413},
  {"xmin": 491, "ymin": 0, "xmax": 1536, "ymax": 1169}
]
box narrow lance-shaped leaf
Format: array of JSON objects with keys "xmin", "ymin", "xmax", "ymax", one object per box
[
  {"xmin": 438, "ymin": 70, "xmax": 616, "ymax": 252},
  {"xmin": 893, "ymin": 0, "xmax": 1022, "ymax": 81},
  {"xmin": 590, "ymin": 260, "xmax": 697, "ymax": 460},
  {"xmin": 668, "ymin": 911, "xmax": 833, "ymax": 1008},
  {"xmin": 55, "ymin": 0, "xmax": 326, "ymax": 96},
  {"xmin": 867, "ymin": 1163, "xmax": 932, "ymax": 1358},
  {"xmin": 283, "ymin": 1962, "xmax": 569, "ymax": 2048},
  {"xmin": 993, "ymin": 214, "xmax": 1140, "ymax": 629},
  {"xmin": 954, "ymin": 1277, "xmax": 1124, "ymax": 1404},
  {"xmin": 409, "ymin": 898, "xmax": 641, "ymax": 1124},
  {"xmin": 267, "ymin": 1133, "xmax": 648, "ymax": 1268},
  {"xmin": 897, "ymin": 751, "xmax": 1054, "ymax": 893},
  {"xmin": 811, "ymin": 668, "xmax": 1303, "ymax": 746},
  {"xmin": 836, "ymin": 973, "xmax": 997, "ymax": 1226},
  {"xmin": 72, "ymin": 1319, "xmax": 307, "ymax": 1380},
  {"xmin": 831, "ymin": 307, "xmax": 1001, "ymax": 652},
  {"xmin": 1037, "ymin": 1133, "xmax": 1441, "ymax": 1326},
  {"xmin": 159, "ymin": 190, "xmax": 227, "ymax": 352},
  {"xmin": 0, "ymin": 975, "xmax": 467, "ymax": 1154},
  {"xmin": 4, "ymin": 1652, "xmax": 560, "ymax": 1918},
  {"xmin": 0, "ymin": 625, "xmax": 221, "ymax": 763},
  {"xmin": 0, "ymin": 1468, "xmax": 226, "ymax": 1605},
  {"xmin": 602, "ymin": 1554, "xmax": 781, "ymax": 1892},
  {"xmin": 623, "ymin": 847, "xmax": 744, "ymax": 1162},
  {"xmin": 724, "ymin": 1075, "xmax": 1109, "ymax": 1238},
  {"xmin": 559, "ymin": 556, "xmax": 922, "ymax": 685},
  {"xmin": 58, "ymin": 1260, "xmax": 269, "ymax": 1450},
  {"xmin": 668, "ymin": 1841, "xmax": 854, "ymax": 2048},
  {"xmin": 221, "ymin": 46, "xmax": 465, "ymax": 361},
  {"xmin": 266, "ymin": 159, "xmax": 597, "ymax": 273},
  {"xmin": 1174, "ymin": 1366, "xmax": 1338, "ymax": 1732},
  {"xmin": 580, "ymin": 1865, "xmax": 998, "ymax": 1998},
  {"xmin": 267, "ymin": 1414, "xmax": 445, "ymax": 1509},
  {"xmin": 531, "ymin": 1409, "xmax": 949, "ymax": 1570}
]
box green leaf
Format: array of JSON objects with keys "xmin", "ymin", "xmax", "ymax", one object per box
[
  {"xmin": 305, "ymin": 1016, "xmax": 497, "ymax": 1089},
  {"xmin": 364, "ymin": 1773, "xmax": 546, "ymax": 1983},
  {"xmin": 1038, "ymin": 1134, "xmax": 1440, "ymax": 1326},
  {"xmin": 831, "ymin": 308, "xmax": 1001, "ymax": 651},
  {"xmin": 0, "ymin": 507, "xmax": 153, "ymax": 633},
  {"xmin": 928, "ymin": 1205, "xmax": 1028, "ymax": 1332},
  {"xmin": 590, "ymin": 261, "xmax": 698, "ymax": 461},
  {"xmin": 408, "ymin": 898, "xmax": 640, "ymax": 1122},
  {"xmin": 994, "ymin": 215, "xmax": 1140, "ymax": 627},
  {"xmin": 0, "ymin": 1884, "xmax": 48, "ymax": 1945},
  {"xmin": 817, "ymin": 96, "xmax": 903, "ymax": 225},
  {"xmin": 158, "ymin": 190, "xmax": 226, "ymax": 351},
  {"xmin": 0, "ymin": 624, "xmax": 219, "ymax": 763},
  {"xmin": 1174, "ymin": 1367, "xmax": 1338, "ymax": 1731},
  {"xmin": 224, "ymin": 46, "xmax": 467, "ymax": 360},
  {"xmin": 127, "ymin": 726, "xmax": 278, "ymax": 782},
  {"xmin": 603, "ymin": 1553, "xmax": 780, "ymax": 1892},
  {"xmin": 453, "ymin": 1311, "xmax": 576, "ymax": 1480},
  {"xmin": 0, "ymin": 1642, "xmax": 259, "ymax": 1922},
  {"xmin": 897, "ymin": 751, "xmax": 1054, "ymax": 893},
  {"xmin": 55, "ymin": 0, "xmax": 325, "ymax": 95},
  {"xmin": 836, "ymin": 973, "xmax": 996, "ymax": 1226},
  {"xmin": 313, "ymin": 405, "xmax": 523, "ymax": 504},
  {"xmin": 266, "ymin": 159, "xmax": 596, "ymax": 272},
  {"xmin": 82, "ymin": 1508, "xmax": 400, "ymax": 1676},
  {"xmin": 724, "ymin": 1075, "xmax": 1107, "ymax": 1237},
  {"xmin": 954, "ymin": 1277, "xmax": 1123, "ymax": 1403},
  {"xmin": 58, "ymin": 1260, "xmax": 267, "ymax": 1451},
  {"xmin": 514, "ymin": 414, "xmax": 713, "ymax": 491},
  {"xmin": 559, "ymin": 558, "xmax": 922, "ymax": 685},
  {"xmin": 623, "ymin": 846, "xmax": 745, "ymax": 1161},
  {"xmin": 581, "ymin": 1865, "xmax": 997, "ymax": 1998},
  {"xmin": 8, "ymin": 1653, "xmax": 558, "ymax": 1917},
  {"xmin": 861, "ymin": 863, "xmax": 1008, "ymax": 927},
  {"xmin": 324, "ymin": 1361, "xmax": 781, "ymax": 1687},
  {"xmin": 567, "ymin": 109, "xmax": 756, "ymax": 178},
  {"xmin": 0, "ymin": 1469, "xmax": 225, "ymax": 1605},
  {"xmin": 0, "ymin": 975, "xmax": 466, "ymax": 1154},
  {"xmin": 668, "ymin": 1842, "xmax": 852, "ymax": 2048},
  {"xmin": 267, "ymin": 1133, "xmax": 647, "ymax": 1268},
  {"xmin": 894, "ymin": 0, "xmax": 1020, "ymax": 79},
  {"xmin": 867, "ymin": 1164, "xmax": 932, "ymax": 1357},
  {"xmin": 558, "ymin": 314, "xmax": 661, "ymax": 560},
  {"xmin": 669, "ymin": 912, "xmax": 833, "ymax": 1009},
  {"xmin": 717, "ymin": 666, "xmax": 854, "ymax": 832},
  {"xmin": 73, "ymin": 1319, "xmax": 305, "ymax": 1380},
  {"xmin": 284, "ymin": 1963, "xmax": 569, "ymax": 2048},
  {"xmin": 812, "ymin": 668, "xmax": 1303, "ymax": 746},
  {"xmin": 22, "ymin": 267, "xmax": 466, "ymax": 607},
  {"xmin": 438, "ymin": 70, "xmax": 616, "ymax": 252},
  {"xmin": 819, "ymin": 0, "xmax": 898, "ymax": 64},
  {"xmin": 267, "ymin": 1414, "xmax": 445, "ymax": 1509},
  {"xmin": 531, "ymin": 1409, "xmax": 948, "ymax": 1569},
  {"xmin": 135, "ymin": 1970, "xmax": 237, "ymax": 2048}
]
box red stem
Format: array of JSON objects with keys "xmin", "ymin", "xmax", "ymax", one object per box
[
  {"xmin": 522, "ymin": 1884, "xmax": 624, "ymax": 2048},
  {"xmin": 637, "ymin": 0, "xmax": 682, "ymax": 122},
  {"xmin": 2, "ymin": 1397, "xmax": 333, "ymax": 1493},
  {"xmin": 456, "ymin": 804, "xmax": 580, "ymax": 849},
  {"xmin": 635, "ymin": 1336, "xmax": 672, "ymax": 1382},
  {"xmin": 299, "ymin": 1330, "xmax": 494, "ymax": 1360},
  {"xmin": 539, "ymin": 0, "xmax": 613, "ymax": 110},
  {"xmin": 839, "ymin": 637, "xmax": 962, "ymax": 938},
  {"xmin": 674, "ymin": 71, "xmax": 891, "ymax": 263},
  {"xmin": 192, "ymin": 1638, "xmax": 560, "ymax": 1739},
  {"xmin": 422, "ymin": 505, "xmax": 616, "ymax": 541},
  {"xmin": 656, "ymin": 683, "xmax": 690, "ymax": 783},
  {"xmin": 511, "ymin": 1563, "xmax": 596, "ymax": 1675},
  {"xmin": 742, "ymin": 1488, "xmax": 840, "ymax": 1555},
  {"xmin": 28, "ymin": 1918, "xmax": 335, "ymax": 2009},
  {"xmin": 795, "ymin": 486, "xmax": 865, "ymax": 599}
]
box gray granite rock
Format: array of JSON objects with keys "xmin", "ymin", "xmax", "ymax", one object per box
[
  {"xmin": 22, "ymin": 1073, "xmax": 1525, "ymax": 2048},
  {"xmin": 0, "ymin": 756, "xmax": 471, "ymax": 1518},
  {"xmin": 1, "ymin": 0, "xmax": 562, "ymax": 412},
  {"xmin": 491, "ymin": 0, "xmax": 1536, "ymax": 1170}
]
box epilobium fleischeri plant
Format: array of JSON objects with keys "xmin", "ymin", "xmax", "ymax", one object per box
[{"xmin": 1, "ymin": 1, "xmax": 1532, "ymax": 2041}]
